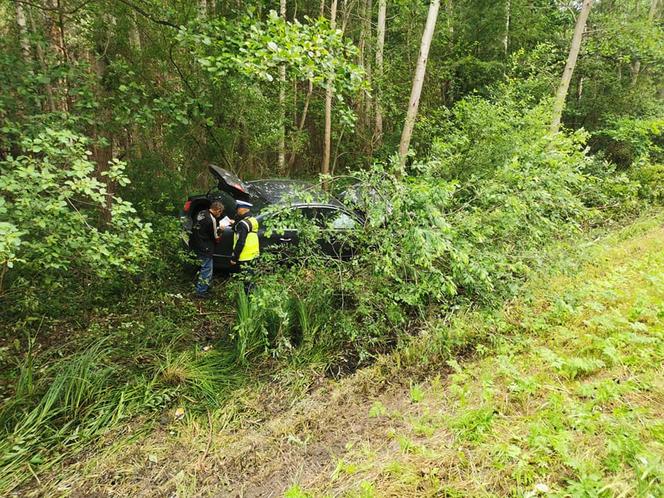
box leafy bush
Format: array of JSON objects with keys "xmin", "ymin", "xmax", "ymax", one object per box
[
  {"xmin": 629, "ymin": 159, "xmax": 664, "ymax": 203},
  {"xmin": 597, "ymin": 117, "xmax": 663, "ymax": 168},
  {"xmin": 0, "ymin": 128, "xmax": 151, "ymax": 300}
]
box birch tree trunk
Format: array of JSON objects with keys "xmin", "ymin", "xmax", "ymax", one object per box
[
  {"xmin": 549, "ymin": 0, "xmax": 593, "ymax": 135},
  {"xmin": 359, "ymin": 0, "xmax": 372, "ymax": 141},
  {"xmin": 321, "ymin": 0, "xmax": 338, "ymax": 177},
  {"xmin": 129, "ymin": 12, "xmax": 142, "ymax": 51},
  {"xmin": 374, "ymin": 0, "xmax": 386, "ymax": 144},
  {"xmin": 398, "ymin": 0, "xmax": 440, "ymax": 169},
  {"xmin": 278, "ymin": 0, "xmax": 287, "ymax": 175},
  {"xmin": 503, "ymin": 0, "xmax": 511, "ymax": 57},
  {"xmin": 15, "ymin": 1, "xmax": 31, "ymax": 62}
]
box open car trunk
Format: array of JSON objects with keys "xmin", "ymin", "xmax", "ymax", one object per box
[{"xmin": 208, "ymin": 164, "xmax": 251, "ymax": 200}]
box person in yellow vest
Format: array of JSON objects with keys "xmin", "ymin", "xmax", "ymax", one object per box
[{"xmin": 230, "ymin": 199, "xmax": 260, "ymax": 270}]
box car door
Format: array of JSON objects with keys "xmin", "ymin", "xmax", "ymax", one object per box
[
  {"xmin": 309, "ymin": 207, "xmax": 359, "ymax": 259},
  {"xmin": 258, "ymin": 208, "xmax": 301, "ymax": 258}
]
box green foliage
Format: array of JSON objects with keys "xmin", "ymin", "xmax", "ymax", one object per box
[
  {"xmin": 0, "ymin": 127, "xmax": 151, "ymax": 294},
  {"xmin": 184, "ymin": 11, "xmax": 364, "ymax": 90},
  {"xmin": 409, "ymin": 383, "xmax": 425, "ymax": 404},
  {"xmin": 0, "ymin": 1, "xmax": 662, "ymax": 493},
  {"xmin": 598, "ymin": 117, "xmax": 664, "ymax": 167},
  {"xmin": 210, "ymin": 91, "xmax": 653, "ymax": 368},
  {"xmin": 630, "ymin": 160, "xmax": 664, "ymax": 202},
  {"xmin": 181, "ymin": 10, "xmax": 366, "ymax": 128}
]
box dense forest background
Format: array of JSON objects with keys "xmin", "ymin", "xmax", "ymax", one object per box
[
  {"xmin": 0, "ymin": 0, "xmax": 663, "ymax": 494},
  {"xmin": 2, "ymin": 1, "xmax": 662, "ymax": 190}
]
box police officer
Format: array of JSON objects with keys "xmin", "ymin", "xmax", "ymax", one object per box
[
  {"xmin": 230, "ymin": 200, "xmax": 259, "ymax": 291},
  {"xmin": 190, "ymin": 201, "xmax": 224, "ymax": 297}
]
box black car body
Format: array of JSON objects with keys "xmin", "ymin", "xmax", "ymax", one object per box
[{"xmin": 180, "ymin": 165, "xmax": 362, "ymax": 269}]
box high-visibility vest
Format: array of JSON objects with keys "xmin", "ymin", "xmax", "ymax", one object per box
[{"xmin": 234, "ymin": 216, "xmax": 260, "ymax": 261}]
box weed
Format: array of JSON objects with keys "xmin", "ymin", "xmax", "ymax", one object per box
[
  {"xmin": 409, "ymin": 382, "xmax": 425, "ymax": 403},
  {"xmin": 368, "ymin": 401, "xmax": 387, "ymax": 418}
]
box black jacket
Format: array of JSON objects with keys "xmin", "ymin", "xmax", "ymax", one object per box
[{"xmin": 190, "ymin": 210, "xmax": 217, "ymax": 255}]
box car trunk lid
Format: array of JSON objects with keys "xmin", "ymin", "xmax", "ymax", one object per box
[{"xmin": 208, "ymin": 164, "xmax": 250, "ymax": 199}]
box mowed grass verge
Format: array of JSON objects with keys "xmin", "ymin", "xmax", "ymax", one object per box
[
  {"xmin": 298, "ymin": 218, "xmax": 664, "ymax": 497},
  {"xmin": 27, "ymin": 214, "xmax": 664, "ymax": 497}
]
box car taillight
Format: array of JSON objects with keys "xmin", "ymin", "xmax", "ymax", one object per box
[{"xmin": 183, "ymin": 200, "xmax": 192, "ymax": 213}]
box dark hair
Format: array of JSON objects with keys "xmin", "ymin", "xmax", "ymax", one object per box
[{"xmin": 210, "ymin": 201, "xmax": 224, "ymax": 211}]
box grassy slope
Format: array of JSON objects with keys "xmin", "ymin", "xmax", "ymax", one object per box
[{"xmin": 32, "ymin": 213, "xmax": 664, "ymax": 497}]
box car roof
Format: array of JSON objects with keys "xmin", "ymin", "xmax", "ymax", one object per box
[{"xmin": 248, "ymin": 179, "xmax": 343, "ymax": 207}]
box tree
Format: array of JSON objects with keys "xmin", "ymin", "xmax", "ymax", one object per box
[
  {"xmin": 374, "ymin": 0, "xmax": 386, "ymax": 144},
  {"xmin": 278, "ymin": 0, "xmax": 287, "ymax": 175},
  {"xmin": 15, "ymin": 1, "xmax": 31, "ymax": 62},
  {"xmin": 550, "ymin": 0, "xmax": 593, "ymax": 134},
  {"xmin": 631, "ymin": 0, "xmax": 660, "ymax": 85},
  {"xmin": 322, "ymin": 0, "xmax": 338, "ymax": 177},
  {"xmin": 398, "ymin": 0, "xmax": 440, "ymax": 169}
]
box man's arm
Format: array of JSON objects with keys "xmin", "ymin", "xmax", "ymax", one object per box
[
  {"xmin": 201, "ymin": 214, "xmax": 216, "ymax": 242},
  {"xmin": 231, "ymin": 221, "xmax": 248, "ymax": 263}
]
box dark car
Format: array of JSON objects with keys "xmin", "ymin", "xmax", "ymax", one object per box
[{"xmin": 180, "ymin": 165, "xmax": 362, "ymax": 269}]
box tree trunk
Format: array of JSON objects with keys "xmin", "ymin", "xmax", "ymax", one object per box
[
  {"xmin": 198, "ymin": 0, "xmax": 208, "ymax": 18},
  {"xmin": 445, "ymin": 0, "xmax": 453, "ymax": 38},
  {"xmin": 289, "ymin": 79, "xmax": 313, "ymax": 168},
  {"xmin": 278, "ymin": 0, "xmax": 287, "ymax": 175},
  {"xmin": 374, "ymin": 0, "xmax": 386, "ymax": 144},
  {"xmin": 129, "ymin": 12, "xmax": 142, "ymax": 51},
  {"xmin": 631, "ymin": 0, "xmax": 659, "ymax": 86},
  {"xmin": 27, "ymin": 8, "xmax": 56, "ymax": 112},
  {"xmin": 15, "ymin": 1, "xmax": 31, "ymax": 62},
  {"xmin": 359, "ymin": 0, "xmax": 373, "ymax": 143},
  {"xmin": 398, "ymin": 0, "xmax": 440, "ymax": 169},
  {"xmin": 503, "ymin": 0, "xmax": 511, "ymax": 57},
  {"xmin": 549, "ymin": 0, "xmax": 593, "ymax": 135},
  {"xmin": 321, "ymin": 0, "xmax": 338, "ymax": 177}
]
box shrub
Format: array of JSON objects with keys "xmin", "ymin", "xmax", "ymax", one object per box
[{"xmin": 0, "ymin": 128, "xmax": 151, "ymax": 306}]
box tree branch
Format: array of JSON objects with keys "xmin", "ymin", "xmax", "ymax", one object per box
[
  {"xmin": 113, "ymin": 0, "xmax": 180, "ymax": 29},
  {"xmin": 14, "ymin": 0, "xmax": 94, "ymax": 16}
]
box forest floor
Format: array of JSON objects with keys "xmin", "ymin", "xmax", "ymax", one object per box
[{"xmin": 29, "ymin": 213, "xmax": 664, "ymax": 497}]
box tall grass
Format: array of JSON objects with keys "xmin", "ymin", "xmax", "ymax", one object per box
[
  {"xmin": 233, "ymin": 287, "xmax": 268, "ymax": 364},
  {"xmin": 158, "ymin": 349, "xmax": 242, "ymax": 405},
  {"xmin": 0, "ymin": 329, "xmax": 249, "ymax": 493},
  {"xmin": 0, "ymin": 341, "xmax": 129, "ymax": 490}
]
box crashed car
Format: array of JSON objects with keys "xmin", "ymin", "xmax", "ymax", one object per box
[{"xmin": 180, "ymin": 165, "xmax": 362, "ymax": 270}]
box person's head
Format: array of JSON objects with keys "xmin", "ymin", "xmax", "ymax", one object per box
[
  {"xmin": 209, "ymin": 201, "xmax": 224, "ymax": 217},
  {"xmin": 235, "ymin": 200, "xmax": 253, "ymax": 217}
]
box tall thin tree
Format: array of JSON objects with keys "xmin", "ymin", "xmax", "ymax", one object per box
[
  {"xmin": 550, "ymin": 0, "xmax": 593, "ymax": 134},
  {"xmin": 15, "ymin": 1, "xmax": 31, "ymax": 62},
  {"xmin": 398, "ymin": 0, "xmax": 440, "ymax": 169},
  {"xmin": 374, "ymin": 0, "xmax": 386, "ymax": 144},
  {"xmin": 278, "ymin": 0, "xmax": 287, "ymax": 174},
  {"xmin": 322, "ymin": 0, "xmax": 338, "ymax": 177}
]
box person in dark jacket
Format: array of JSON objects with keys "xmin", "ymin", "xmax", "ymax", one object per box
[{"xmin": 191, "ymin": 201, "xmax": 224, "ymax": 297}]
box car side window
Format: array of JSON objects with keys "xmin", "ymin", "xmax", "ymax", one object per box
[
  {"xmin": 314, "ymin": 208, "xmax": 358, "ymax": 229},
  {"xmin": 329, "ymin": 211, "xmax": 357, "ymax": 229}
]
